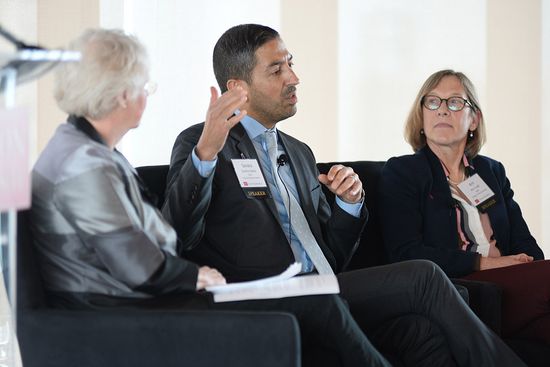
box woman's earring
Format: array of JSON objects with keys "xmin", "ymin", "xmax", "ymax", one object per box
[
  {"xmin": 468, "ymin": 130, "xmax": 474, "ymax": 139},
  {"xmin": 420, "ymin": 129, "xmax": 425, "ymax": 135}
]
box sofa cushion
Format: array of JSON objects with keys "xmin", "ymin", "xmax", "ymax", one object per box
[{"xmin": 316, "ymin": 161, "xmax": 388, "ymax": 270}]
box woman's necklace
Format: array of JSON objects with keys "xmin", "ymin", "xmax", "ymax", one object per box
[
  {"xmin": 439, "ymin": 159, "xmax": 466, "ymax": 185},
  {"xmin": 447, "ymin": 170, "xmax": 466, "ymax": 186}
]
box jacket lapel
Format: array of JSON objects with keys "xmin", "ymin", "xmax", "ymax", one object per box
[
  {"xmin": 229, "ymin": 123, "xmax": 256, "ymax": 160},
  {"xmin": 228, "ymin": 123, "xmax": 285, "ymax": 227},
  {"xmin": 421, "ymin": 146, "xmax": 456, "ymax": 208},
  {"xmin": 422, "ymin": 146, "xmax": 503, "ymax": 239}
]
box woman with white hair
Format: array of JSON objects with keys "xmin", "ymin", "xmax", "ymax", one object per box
[{"xmin": 30, "ymin": 28, "xmax": 223, "ymax": 302}]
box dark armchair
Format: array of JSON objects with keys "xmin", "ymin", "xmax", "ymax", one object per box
[{"xmin": 16, "ymin": 210, "xmax": 301, "ymax": 367}]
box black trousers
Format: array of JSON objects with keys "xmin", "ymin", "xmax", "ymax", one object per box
[
  {"xmin": 338, "ymin": 260, "xmax": 526, "ymax": 367},
  {"xmin": 50, "ymin": 259, "xmax": 524, "ymax": 367}
]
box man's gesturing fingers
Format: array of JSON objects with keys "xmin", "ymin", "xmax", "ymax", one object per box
[
  {"xmin": 318, "ymin": 165, "xmax": 364, "ymax": 204},
  {"xmin": 196, "ymin": 87, "xmax": 248, "ymax": 161}
]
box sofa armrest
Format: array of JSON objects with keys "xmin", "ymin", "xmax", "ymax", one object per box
[
  {"xmin": 18, "ymin": 309, "xmax": 300, "ymax": 367},
  {"xmin": 451, "ymin": 278, "xmax": 502, "ymax": 335}
]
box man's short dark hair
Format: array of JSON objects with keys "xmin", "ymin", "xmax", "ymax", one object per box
[{"xmin": 213, "ymin": 24, "xmax": 279, "ymax": 92}]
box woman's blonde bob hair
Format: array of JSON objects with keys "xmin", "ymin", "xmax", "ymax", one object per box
[
  {"xmin": 404, "ymin": 69, "xmax": 486, "ymax": 158},
  {"xmin": 54, "ymin": 28, "xmax": 149, "ymax": 120}
]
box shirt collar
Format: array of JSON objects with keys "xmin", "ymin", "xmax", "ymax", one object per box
[
  {"xmin": 67, "ymin": 115, "xmax": 107, "ymax": 146},
  {"xmin": 68, "ymin": 115, "xmax": 126, "ymax": 157},
  {"xmin": 240, "ymin": 113, "xmax": 277, "ymax": 141}
]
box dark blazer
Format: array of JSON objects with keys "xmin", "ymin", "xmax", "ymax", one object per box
[
  {"xmin": 379, "ymin": 145, "xmax": 544, "ymax": 278},
  {"xmin": 162, "ymin": 122, "xmax": 367, "ymax": 282}
]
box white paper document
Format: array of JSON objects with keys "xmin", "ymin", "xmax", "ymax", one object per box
[{"xmin": 206, "ymin": 262, "xmax": 340, "ymax": 303}]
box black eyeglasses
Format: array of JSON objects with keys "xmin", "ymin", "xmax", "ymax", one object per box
[{"xmin": 422, "ymin": 95, "xmax": 474, "ymax": 112}]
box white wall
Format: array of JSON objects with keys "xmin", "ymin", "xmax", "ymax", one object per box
[
  {"xmin": 279, "ymin": 0, "xmax": 339, "ymax": 162},
  {"xmin": 543, "ymin": 0, "xmax": 550, "ymax": 254},
  {"xmin": 36, "ymin": 0, "xmax": 99, "ymax": 155},
  {"xmin": 485, "ymin": 0, "xmax": 543, "ymax": 253},
  {"xmin": 338, "ymin": 0, "xmax": 486, "ymax": 161}
]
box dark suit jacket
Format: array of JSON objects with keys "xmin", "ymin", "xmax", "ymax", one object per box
[
  {"xmin": 379, "ymin": 145, "xmax": 544, "ymax": 278},
  {"xmin": 162, "ymin": 122, "xmax": 367, "ymax": 282}
]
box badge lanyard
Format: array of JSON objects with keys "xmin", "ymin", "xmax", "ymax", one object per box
[{"xmin": 439, "ymin": 155, "xmax": 471, "ymax": 248}]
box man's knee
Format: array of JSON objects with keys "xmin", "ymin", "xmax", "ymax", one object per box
[
  {"xmin": 400, "ymin": 259, "xmax": 446, "ymax": 280},
  {"xmin": 401, "ymin": 260, "xmax": 454, "ymax": 295}
]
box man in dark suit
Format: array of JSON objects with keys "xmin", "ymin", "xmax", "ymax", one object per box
[{"xmin": 163, "ymin": 23, "xmax": 525, "ymax": 366}]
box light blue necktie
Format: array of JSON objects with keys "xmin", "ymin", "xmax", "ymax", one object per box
[{"xmin": 264, "ymin": 130, "xmax": 334, "ymax": 275}]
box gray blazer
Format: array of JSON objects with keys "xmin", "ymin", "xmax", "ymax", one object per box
[{"xmin": 31, "ymin": 116, "xmax": 198, "ymax": 298}]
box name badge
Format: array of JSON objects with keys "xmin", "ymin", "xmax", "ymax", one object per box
[
  {"xmin": 457, "ymin": 174, "xmax": 496, "ymax": 211},
  {"xmin": 231, "ymin": 159, "xmax": 270, "ymax": 199}
]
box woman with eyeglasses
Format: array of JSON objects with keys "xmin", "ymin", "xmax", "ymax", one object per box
[{"xmin": 379, "ymin": 69, "xmax": 550, "ymax": 345}]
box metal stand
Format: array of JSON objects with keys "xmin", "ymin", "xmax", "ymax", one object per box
[
  {"xmin": 0, "ymin": 66, "xmax": 18, "ymax": 367},
  {"xmin": 0, "ymin": 25, "xmax": 80, "ymax": 365}
]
